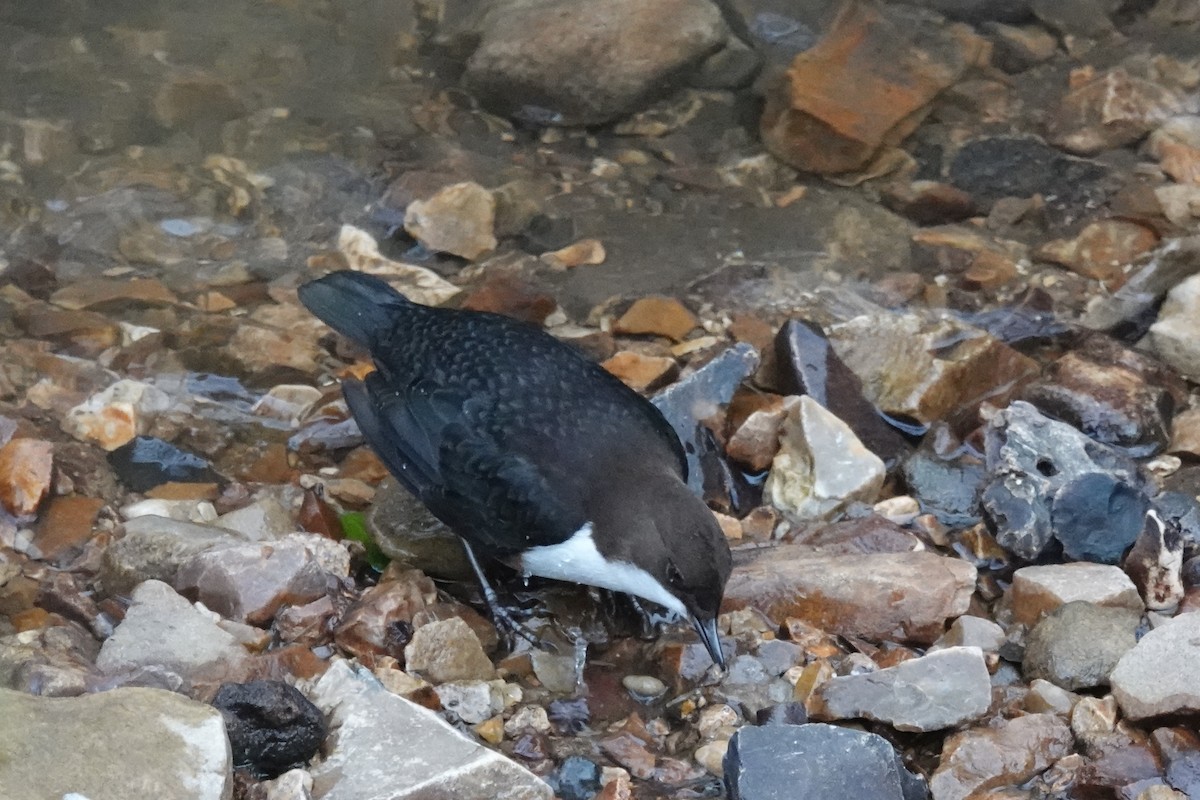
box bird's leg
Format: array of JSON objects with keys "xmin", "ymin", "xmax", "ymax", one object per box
[{"xmin": 459, "ymin": 539, "xmax": 553, "ymax": 651}]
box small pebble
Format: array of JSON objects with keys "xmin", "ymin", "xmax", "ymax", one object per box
[{"xmin": 621, "ymin": 674, "xmax": 666, "ymax": 699}]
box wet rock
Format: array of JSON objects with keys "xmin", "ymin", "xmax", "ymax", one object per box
[
  {"xmin": 30, "ymin": 495, "xmax": 104, "ymax": 562},
  {"xmin": 175, "ymin": 534, "xmax": 349, "ymax": 625},
  {"xmin": 404, "ymin": 617, "xmax": 494, "ymax": 683},
  {"xmin": 761, "ymin": 2, "xmax": 979, "ymax": 174},
  {"xmin": 1035, "ymin": 220, "xmax": 1159, "ymax": 284},
  {"xmin": 214, "ymin": 680, "xmax": 327, "ymax": 779},
  {"xmin": 797, "ymin": 514, "xmax": 921, "ymax": 556},
  {"xmin": 723, "ymin": 722, "xmax": 924, "ymax": 800},
  {"xmin": 724, "ymin": 548, "xmax": 976, "ymax": 645},
  {"xmin": 601, "ymin": 351, "xmax": 680, "ymax": 393},
  {"xmin": 1125, "ymin": 510, "xmax": 1185, "ymax": 612},
  {"xmin": 930, "ymin": 713, "xmax": 1073, "ymax": 800},
  {"xmin": 1111, "ymin": 611, "xmax": 1200, "ymax": 720},
  {"xmin": 981, "ymin": 401, "xmax": 1144, "ymax": 561},
  {"xmin": 95, "ymin": 579, "xmax": 251, "ymax": 687},
  {"xmin": 828, "ymin": 313, "xmax": 1039, "ymax": 425},
  {"xmin": 1051, "ymin": 473, "xmax": 1150, "ymax": 564},
  {"xmin": 725, "ymin": 394, "xmax": 798, "ymax": 472},
  {"xmin": 948, "ymin": 135, "xmax": 1109, "ymax": 220},
  {"xmin": 461, "ymin": 0, "xmax": 729, "ymax": 126},
  {"xmin": 540, "ymin": 239, "xmax": 606, "ymax": 271},
  {"xmin": 983, "ymin": 21, "xmax": 1058, "ymax": 73},
  {"xmin": 460, "ymin": 273, "xmax": 557, "ymax": 325},
  {"xmin": 882, "ymin": 181, "xmax": 976, "ymax": 226},
  {"xmin": 49, "ymin": 277, "xmax": 179, "ymax": 311},
  {"xmin": 810, "ymin": 646, "xmax": 991, "ymax": 732},
  {"xmin": 335, "ymin": 226, "xmax": 461, "ymax": 307},
  {"xmin": 1169, "ymin": 408, "xmax": 1200, "ymax": 458},
  {"xmin": 0, "ymin": 438, "xmax": 53, "ymax": 517},
  {"xmin": 403, "ymin": 181, "xmax": 497, "ymax": 261},
  {"xmin": 153, "ymin": 69, "xmax": 246, "ymax": 129},
  {"xmin": 1047, "ymin": 68, "xmax": 1183, "ymax": 156},
  {"xmin": 531, "ymin": 644, "xmax": 581, "ymax": 695},
  {"xmin": 214, "ymin": 494, "xmax": 297, "ymax": 541},
  {"xmin": 547, "ymin": 756, "xmax": 603, "ymax": 800},
  {"xmin": 100, "ymin": 515, "xmax": 247, "ymax": 597},
  {"xmin": 0, "ymin": 686, "xmax": 232, "ymax": 800},
  {"xmin": 62, "ymin": 379, "xmax": 172, "ymax": 451},
  {"xmin": 1010, "ymin": 563, "xmax": 1143, "ymax": 628},
  {"xmin": 435, "ymin": 681, "xmax": 500, "ymax": 725},
  {"xmin": 773, "ymin": 320, "xmax": 910, "ymax": 468},
  {"xmin": 651, "ymin": 343, "xmax": 759, "ymax": 498},
  {"xmin": 251, "ymin": 385, "xmax": 324, "ymax": 427},
  {"xmin": 613, "ymin": 296, "xmax": 699, "ymax": 342},
  {"xmin": 1149, "ymin": 115, "xmax": 1200, "ymax": 185},
  {"xmin": 764, "ymin": 395, "xmax": 886, "ymax": 522},
  {"xmin": 1081, "ymin": 237, "xmax": 1200, "ymax": 333},
  {"xmin": 1153, "ymin": 727, "xmax": 1200, "ymax": 799},
  {"xmin": 366, "ymin": 479, "xmax": 472, "ymax": 582},
  {"xmin": 308, "ymin": 660, "xmax": 551, "ymax": 799},
  {"xmin": 1022, "ymin": 601, "xmax": 1140, "ymax": 691},
  {"xmin": 333, "ymin": 570, "xmax": 438, "ymax": 664},
  {"xmin": 901, "ymin": 440, "xmax": 987, "ymax": 528},
  {"xmin": 1149, "ymin": 273, "xmax": 1200, "ymax": 383},
  {"xmin": 225, "ymin": 322, "xmax": 322, "ymax": 381},
  {"xmin": 1021, "ymin": 336, "xmax": 1177, "ymax": 455},
  {"xmin": 107, "ymin": 436, "xmax": 221, "ymax": 492},
  {"xmin": 622, "ymin": 674, "xmax": 667, "ymax": 700}
]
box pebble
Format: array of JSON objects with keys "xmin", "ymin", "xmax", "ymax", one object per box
[
  {"xmin": 764, "ymin": 395, "xmax": 886, "ymax": 522},
  {"xmin": 1150, "ymin": 273, "xmax": 1200, "ymax": 383},
  {"xmin": 1111, "ymin": 611, "xmax": 1200, "ymax": 720},
  {"xmin": 404, "ymin": 617, "xmax": 495, "ymax": 683},
  {"xmin": 436, "ymin": 680, "xmax": 502, "ymax": 725},
  {"xmin": 403, "ymin": 182, "xmax": 497, "ymax": 261},
  {"xmin": 1021, "ymin": 601, "xmax": 1140, "ymax": 691},
  {"xmin": 725, "ymin": 549, "xmax": 976, "ymax": 645},
  {"xmin": 930, "ymin": 714, "xmax": 1073, "ymax": 800},
  {"xmin": 0, "ymin": 439, "xmax": 54, "ymax": 518},
  {"xmin": 335, "ymin": 225, "xmax": 461, "ymax": 307},
  {"xmin": 1010, "ymin": 563, "xmax": 1143, "ymax": 628},
  {"xmin": 95, "ymin": 579, "xmax": 251, "ymax": 687},
  {"xmin": 613, "ymin": 296, "xmax": 699, "ymax": 342},
  {"xmin": 0, "ymin": 685, "xmax": 232, "ymax": 800},
  {"xmin": 601, "ymin": 351, "xmax": 679, "ymax": 392},
  {"xmin": 930, "ymin": 615, "xmax": 1005, "ymax": 654},
  {"xmin": 810, "ymin": 646, "xmax": 991, "ymax": 732},
  {"xmin": 62, "ymin": 379, "xmax": 172, "ymax": 451},
  {"xmin": 621, "ymin": 674, "xmax": 667, "ymax": 699},
  {"xmin": 1169, "ymin": 408, "xmax": 1200, "ymax": 458},
  {"xmin": 99, "ymin": 515, "xmax": 245, "ymax": 597},
  {"xmin": 307, "ymin": 660, "xmax": 551, "ymax": 799}
]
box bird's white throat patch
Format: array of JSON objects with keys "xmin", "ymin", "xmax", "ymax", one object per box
[{"xmin": 519, "ymin": 523, "xmax": 687, "ymax": 618}]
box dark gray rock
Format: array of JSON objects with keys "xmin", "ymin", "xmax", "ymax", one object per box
[
  {"xmin": 366, "ymin": 478, "xmax": 472, "ymax": 581},
  {"xmin": 724, "ymin": 723, "xmax": 927, "ymax": 800},
  {"xmin": 981, "ymin": 401, "xmax": 1145, "ymax": 560},
  {"xmin": 546, "ymin": 756, "xmax": 602, "ymax": 800},
  {"xmin": 1051, "ymin": 473, "xmax": 1149, "ymax": 564},
  {"xmin": 902, "ymin": 445, "xmax": 986, "ymax": 527},
  {"xmin": 107, "ymin": 436, "xmax": 221, "ymax": 492},
  {"xmin": 213, "ymin": 680, "xmax": 327, "ymax": 779}
]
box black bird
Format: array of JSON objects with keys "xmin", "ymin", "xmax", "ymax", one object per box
[{"xmin": 298, "ymin": 270, "xmax": 732, "ymax": 667}]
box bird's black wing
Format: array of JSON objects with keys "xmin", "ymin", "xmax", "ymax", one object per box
[{"xmin": 345, "ymin": 370, "xmax": 584, "ymax": 557}]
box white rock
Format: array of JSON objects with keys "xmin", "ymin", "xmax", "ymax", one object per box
[
  {"xmin": 402, "ymin": 182, "xmax": 498, "ymax": 261},
  {"xmin": 1150, "ymin": 273, "xmax": 1200, "ymax": 382},
  {"xmin": 336, "ymin": 224, "xmax": 461, "ymax": 306},
  {"xmin": 765, "ymin": 395, "xmax": 885, "ymax": 521},
  {"xmin": 1110, "ymin": 611, "xmax": 1200, "ymax": 720}
]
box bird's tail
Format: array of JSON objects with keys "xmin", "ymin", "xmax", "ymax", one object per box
[{"xmin": 297, "ymin": 270, "xmax": 410, "ymax": 347}]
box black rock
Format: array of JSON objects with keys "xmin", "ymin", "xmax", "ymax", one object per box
[
  {"xmin": 724, "ymin": 723, "xmax": 928, "ymax": 800},
  {"xmin": 546, "ymin": 755, "xmax": 603, "ymax": 800},
  {"xmin": 1051, "ymin": 473, "xmax": 1148, "ymax": 564},
  {"xmin": 1154, "ymin": 491, "xmax": 1200, "ymax": 552},
  {"xmin": 773, "ymin": 319, "xmax": 911, "ymax": 469},
  {"xmin": 948, "ymin": 136, "xmax": 1110, "ymax": 225},
  {"xmin": 106, "ymin": 436, "xmax": 221, "ymax": 492},
  {"xmin": 212, "ymin": 680, "xmax": 327, "ymax": 779},
  {"xmin": 755, "ymin": 702, "xmax": 808, "ymax": 726}
]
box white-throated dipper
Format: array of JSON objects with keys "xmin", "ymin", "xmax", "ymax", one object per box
[{"xmin": 299, "ymin": 270, "xmax": 732, "ymax": 667}]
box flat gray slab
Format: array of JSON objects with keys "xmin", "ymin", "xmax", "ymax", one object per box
[{"xmin": 308, "ymin": 660, "xmax": 552, "ymax": 800}]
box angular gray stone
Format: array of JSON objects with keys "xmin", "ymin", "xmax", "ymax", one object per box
[
  {"xmin": 96, "ymin": 580, "xmax": 250, "ymax": 684},
  {"xmin": 0, "ymin": 686, "xmax": 232, "ymax": 800},
  {"xmin": 174, "ymin": 533, "xmax": 350, "ymax": 625},
  {"xmin": 1010, "ymin": 563, "xmax": 1144, "ymax": 628},
  {"xmin": 723, "ymin": 723, "xmax": 924, "ymax": 800},
  {"xmin": 1111, "ymin": 611, "xmax": 1200, "ymax": 720},
  {"xmin": 930, "ymin": 615, "xmax": 1005, "ymax": 653},
  {"xmin": 810, "ymin": 647, "xmax": 991, "ymax": 732},
  {"xmin": 1150, "ymin": 272, "xmax": 1200, "ymax": 383},
  {"xmin": 100, "ymin": 515, "xmax": 245, "ymax": 597},
  {"xmin": 982, "ymin": 401, "xmax": 1144, "ymax": 560},
  {"xmin": 404, "ymin": 617, "xmax": 495, "ymax": 683},
  {"xmin": 1021, "ymin": 601, "xmax": 1140, "ymax": 691},
  {"xmin": 308, "ymin": 660, "xmax": 552, "ymax": 800}
]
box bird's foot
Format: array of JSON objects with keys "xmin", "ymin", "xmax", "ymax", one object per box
[{"xmin": 486, "ymin": 598, "xmax": 558, "ymax": 653}]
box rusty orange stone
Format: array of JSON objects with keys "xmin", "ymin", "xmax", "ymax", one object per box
[
  {"xmin": 0, "ymin": 438, "xmax": 54, "ymax": 517},
  {"xmin": 613, "ymin": 297, "xmax": 698, "ymax": 342},
  {"xmin": 32, "ymin": 495, "xmax": 104, "ymax": 561}
]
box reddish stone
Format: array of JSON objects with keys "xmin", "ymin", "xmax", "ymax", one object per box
[
  {"xmin": 0, "ymin": 439, "xmax": 54, "ymax": 517},
  {"xmin": 32, "ymin": 496, "xmax": 104, "ymax": 562}
]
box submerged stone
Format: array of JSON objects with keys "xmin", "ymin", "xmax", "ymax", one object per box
[{"xmin": 107, "ymin": 436, "xmax": 221, "ymax": 492}]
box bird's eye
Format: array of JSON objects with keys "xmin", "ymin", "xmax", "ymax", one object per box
[{"xmin": 666, "ymin": 563, "xmax": 683, "ymax": 586}]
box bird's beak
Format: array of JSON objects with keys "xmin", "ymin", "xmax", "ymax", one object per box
[{"xmin": 692, "ymin": 615, "xmax": 725, "ymax": 669}]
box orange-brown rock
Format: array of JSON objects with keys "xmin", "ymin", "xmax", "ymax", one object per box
[
  {"xmin": 602, "ymin": 351, "xmax": 679, "ymax": 393},
  {"xmin": 461, "ymin": 273, "xmax": 557, "ymax": 325},
  {"xmin": 723, "ymin": 548, "xmax": 976, "ymax": 645},
  {"xmin": 540, "ymin": 238, "xmax": 606, "ymax": 269},
  {"xmin": 761, "ymin": 2, "xmax": 982, "ymax": 174},
  {"xmin": 725, "ymin": 394, "xmax": 799, "ymax": 472},
  {"xmin": 1169, "ymin": 407, "xmax": 1200, "ymax": 457},
  {"xmin": 1036, "ymin": 220, "xmax": 1159, "ymax": 284},
  {"xmin": 32, "ymin": 495, "xmax": 104, "ymax": 561},
  {"xmin": 49, "ymin": 278, "xmax": 178, "ymax": 310},
  {"xmin": 0, "ymin": 438, "xmax": 54, "ymax": 517},
  {"xmin": 1149, "ymin": 115, "xmax": 1200, "ymax": 185},
  {"xmin": 1047, "ymin": 68, "xmax": 1184, "ymax": 156},
  {"xmin": 613, "ymin": 297, "xmax": 699, "ymax": 342}
]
